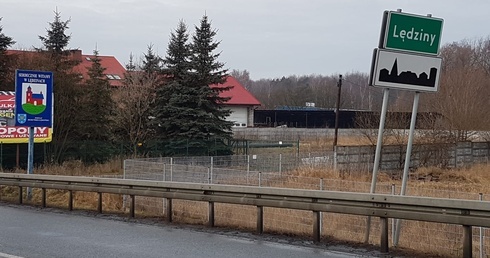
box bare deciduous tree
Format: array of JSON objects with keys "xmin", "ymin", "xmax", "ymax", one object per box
[
  {"xmin": 112, "ymin": 70, "xmax": 158, "ymax": 157},
  {"xmin": 424, "ymin": 39, "xmax": 490, "ymax": 141}
]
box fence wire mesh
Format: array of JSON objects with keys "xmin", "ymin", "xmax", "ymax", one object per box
[{"xmin": 122, "ymin": 153, "xmax": 490, "ymax": 257}]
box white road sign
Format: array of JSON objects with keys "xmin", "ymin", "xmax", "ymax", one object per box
[{"xmin": 371, "ymin": 48, "xmax": 442, "ymax": 92}]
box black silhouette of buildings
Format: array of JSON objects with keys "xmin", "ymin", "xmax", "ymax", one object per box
[{"xmin": 379, "ymin": 58, "xmax": 437, "ymax": 87}]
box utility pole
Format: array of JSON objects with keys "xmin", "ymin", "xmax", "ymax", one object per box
[{"xmin": 333, "ymin": 74, "xmax": 342, "ymax": 150}]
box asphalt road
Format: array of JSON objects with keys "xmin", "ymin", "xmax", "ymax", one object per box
[{"xmin": 0, "ymin": 205, "xmax": 376, "ymax": 258}]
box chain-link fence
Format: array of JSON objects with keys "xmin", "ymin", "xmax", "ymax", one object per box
[{"xmin": 122, "ymin": 153, "xmax": 490, "ymax": 257}]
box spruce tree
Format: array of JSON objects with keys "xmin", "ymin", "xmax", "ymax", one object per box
[
  {"xmin": 0, "ymin": 17, "xmax": 15, "ymax": 90},
  {"xmin": 188, "ymin": 15, "xmax": 233, "ymax": 155},
  {"xmin": 125, "ymin": 53, "xmax": 137, "ymax": 72},
  {"xmin": 38, "ymin": 10, "xmax": 74, "ymax": 72},
  {"xmin": 39, "ymin": 9, "xmax": 84, "ymax": 163},
  {"xmin": 82, "ymin": 49, "xmax": 113, "ymax": 140},
  {"xmin": 163, "ymin": 20, "xmax": 191, "ymax": 80},
  {"xmin": 79, "ymin": 50, "xmax": 115, "ymax": 162},
  {"xmin": 142, "ymin": 44, "xmax": 161, "ymax": 75},
  {"xmin": 153, "ymin": 20, "xmax": 194, "ymax": 155}
]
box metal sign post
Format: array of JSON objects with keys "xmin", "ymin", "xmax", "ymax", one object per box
[
  {"xmin": 364, "ymin": 88, "xmax": 390, "ymax": 243},
  {"xmin": 367, "ymin": 10, "xmax": 444, "ymax": 245},
  {"xmin": 27, "ymin": 127, "xmax": 34, "ymax": 198},
  {"xmin": 393, "ymin": 91, "xmax": 420, "ymax": 245}
]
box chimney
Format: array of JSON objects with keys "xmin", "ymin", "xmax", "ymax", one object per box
[{"xmin": 69, "ymin": 49, "xmax": 82, "ymax": 61}]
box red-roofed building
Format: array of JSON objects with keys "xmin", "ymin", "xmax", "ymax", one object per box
[
  {"xmin": 7, "ymin": 49, "xmax": 260, "ymax": 127},
  {"xmin": 211, "ymin": 76, "xmax": 261, "ymax": 127},
  {"xmin": 7, "ymin": 49, "xmax": 126, "ymax": 87},
  {"xmin": 71, "ymin": 50, "xmax": 126, "ymax": 87}
]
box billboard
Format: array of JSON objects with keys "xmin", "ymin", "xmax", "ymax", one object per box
[{"xmin": 0, "ymin": 91, "xmax": 52, "ymax": 143}]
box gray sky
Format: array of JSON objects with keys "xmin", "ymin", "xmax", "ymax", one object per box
[{"xmin": 2, "ymin": 0, "xmax": 490, "ymax": 80}]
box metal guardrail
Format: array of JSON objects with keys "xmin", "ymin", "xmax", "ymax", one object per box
[{"xmin": 0, "ymin": 173, "xmax": 488, "ymax": 257}]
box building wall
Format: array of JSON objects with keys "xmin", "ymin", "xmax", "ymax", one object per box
[{"xmin": 228, "ymin": 106, "xmax": 249, "ymax": 127}]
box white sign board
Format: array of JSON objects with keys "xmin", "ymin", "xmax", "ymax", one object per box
[{"xmin": 371, "ymin": 48, "xmax": 442, "ymax": 92}]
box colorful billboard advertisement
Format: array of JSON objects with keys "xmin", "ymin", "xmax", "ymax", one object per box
[{"xmin": 0, "ymin": 91, "xmax": 52, "ymax": 143}]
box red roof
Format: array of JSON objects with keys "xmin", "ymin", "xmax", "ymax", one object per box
[
  {"xmin": 7, "ymin": 50, "xmax": 126, "ymax": 87},
  {"xmin": 211, "ymin": 76, "xmax": 261, "ymax": 106},
  {"xmin": 74, "ymin": 53, "xmax": 126, "ymax": 87}
]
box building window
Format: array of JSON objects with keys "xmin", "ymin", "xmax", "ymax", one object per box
[
  {"xmin": 106, "ymin": 74, "xmax": 115, "ymax": 80},
  {"xmin": 113, "ymin": 75, "xmax": 121, "ymax": 79}
]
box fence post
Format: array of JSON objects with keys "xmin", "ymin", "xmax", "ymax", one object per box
[
  {"xmin": 163, "ymin": 163, "xmax": 166, "ymax": 181},
  {"xmin": 391, "ymin": 184, "xmax": 396, "ymax": 243},
  {"xmin": 279, "ymin": 154, "xmax": 282, "ymax": 175},
  {"xmin": 208, "ymin": 168, "xmax": 211, "ymax": 184},
  {"xmin": 320, "ymin": 178, "xmax": 324, "ymax": 234},
  {"xmin": 259, "ymin": 172, "xmax": 262, "ymax": 187},
  {"xmin": 309, "ymin": 153, "xmax": 312, "ymax": 169},
  {"xmin": 170, "ymin": 158, "xmax": 173, "ymax": 182},
  {"xmin": 210, "ymin": 156, "xmax": 214, "ymax": 179},
  {"xmin": 123, "ymin": 159, "xmax": 126, "ymax": 179},
  {"xmin": 247, "ymin": 155, "xmax": 250, "ymax": 185}
]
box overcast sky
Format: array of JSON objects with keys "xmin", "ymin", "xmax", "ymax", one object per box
[{"xmin": 2, "ymin": 0, "xmax": 490, "ymax": 80}]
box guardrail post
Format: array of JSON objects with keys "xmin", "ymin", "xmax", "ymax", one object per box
[
  {"xmin": 380, "ymin": 217, "xmax": 389, "ymax": 254},
  {"xmin": 42, "ymin": 188, "xmax": 46, "ymax": 208},
  {"xmin": 257, "ymin": 206, "xmax": 264, "ymax": 234},
  {"xmin": 130, "ymin": 195, "xmax": 135, "ymax": 218},
  {"xmin": 463, "ymin": 225, "xmax": 473, "ymax": 258},
  {"xmin": 18, "ymin": 186, "xmax": 22, "ymax": 204},
  {"xmin": 166, "ymin": 198, "xmax": 173, "ymax": 222},
  {"xmin": 479, "ymin": 193, "xmax": 484, "ymax": 258},
  {"xmin": 68, "ymin": 190, "xmax": 73, "ymax": 211},
  {"xmin": 208, "ymin": 202, "xmax": 215, "ymax": 227},
  {"xmin": 313, "ymin": 211, "xmax": 321, "ymax": 242},
  {"xmin": 97, "ymin": 192, "xmax": 103, "ymax": 213}
]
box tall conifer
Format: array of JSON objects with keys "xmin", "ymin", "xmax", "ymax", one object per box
[
  {"xmin": 153, "ymin": 20, "xmax": 194, "ymax": 154},
  {"xmin": 39, "ymin": 9, "xmax": 83, "ymax": 163},
  {"xmin": 0, "ymin": 17, "xmax": 15, "ymax": 90},
  {"xmin": 188, "ymin": 15, "xmax": 233, "ymax": 155}
]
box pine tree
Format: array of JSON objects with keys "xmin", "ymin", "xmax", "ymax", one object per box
[
  {"xmin": 0, "ymin": 17, "xmax": 15, "ymax": 90},
  {"xmin": 188, "ymin": 15, "xmax": 233, "ymax": 155}
]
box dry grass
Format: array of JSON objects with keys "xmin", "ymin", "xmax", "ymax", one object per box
[{"xmin": 1, "ymin": 158, "xmax": 490, "ymax": 257}]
